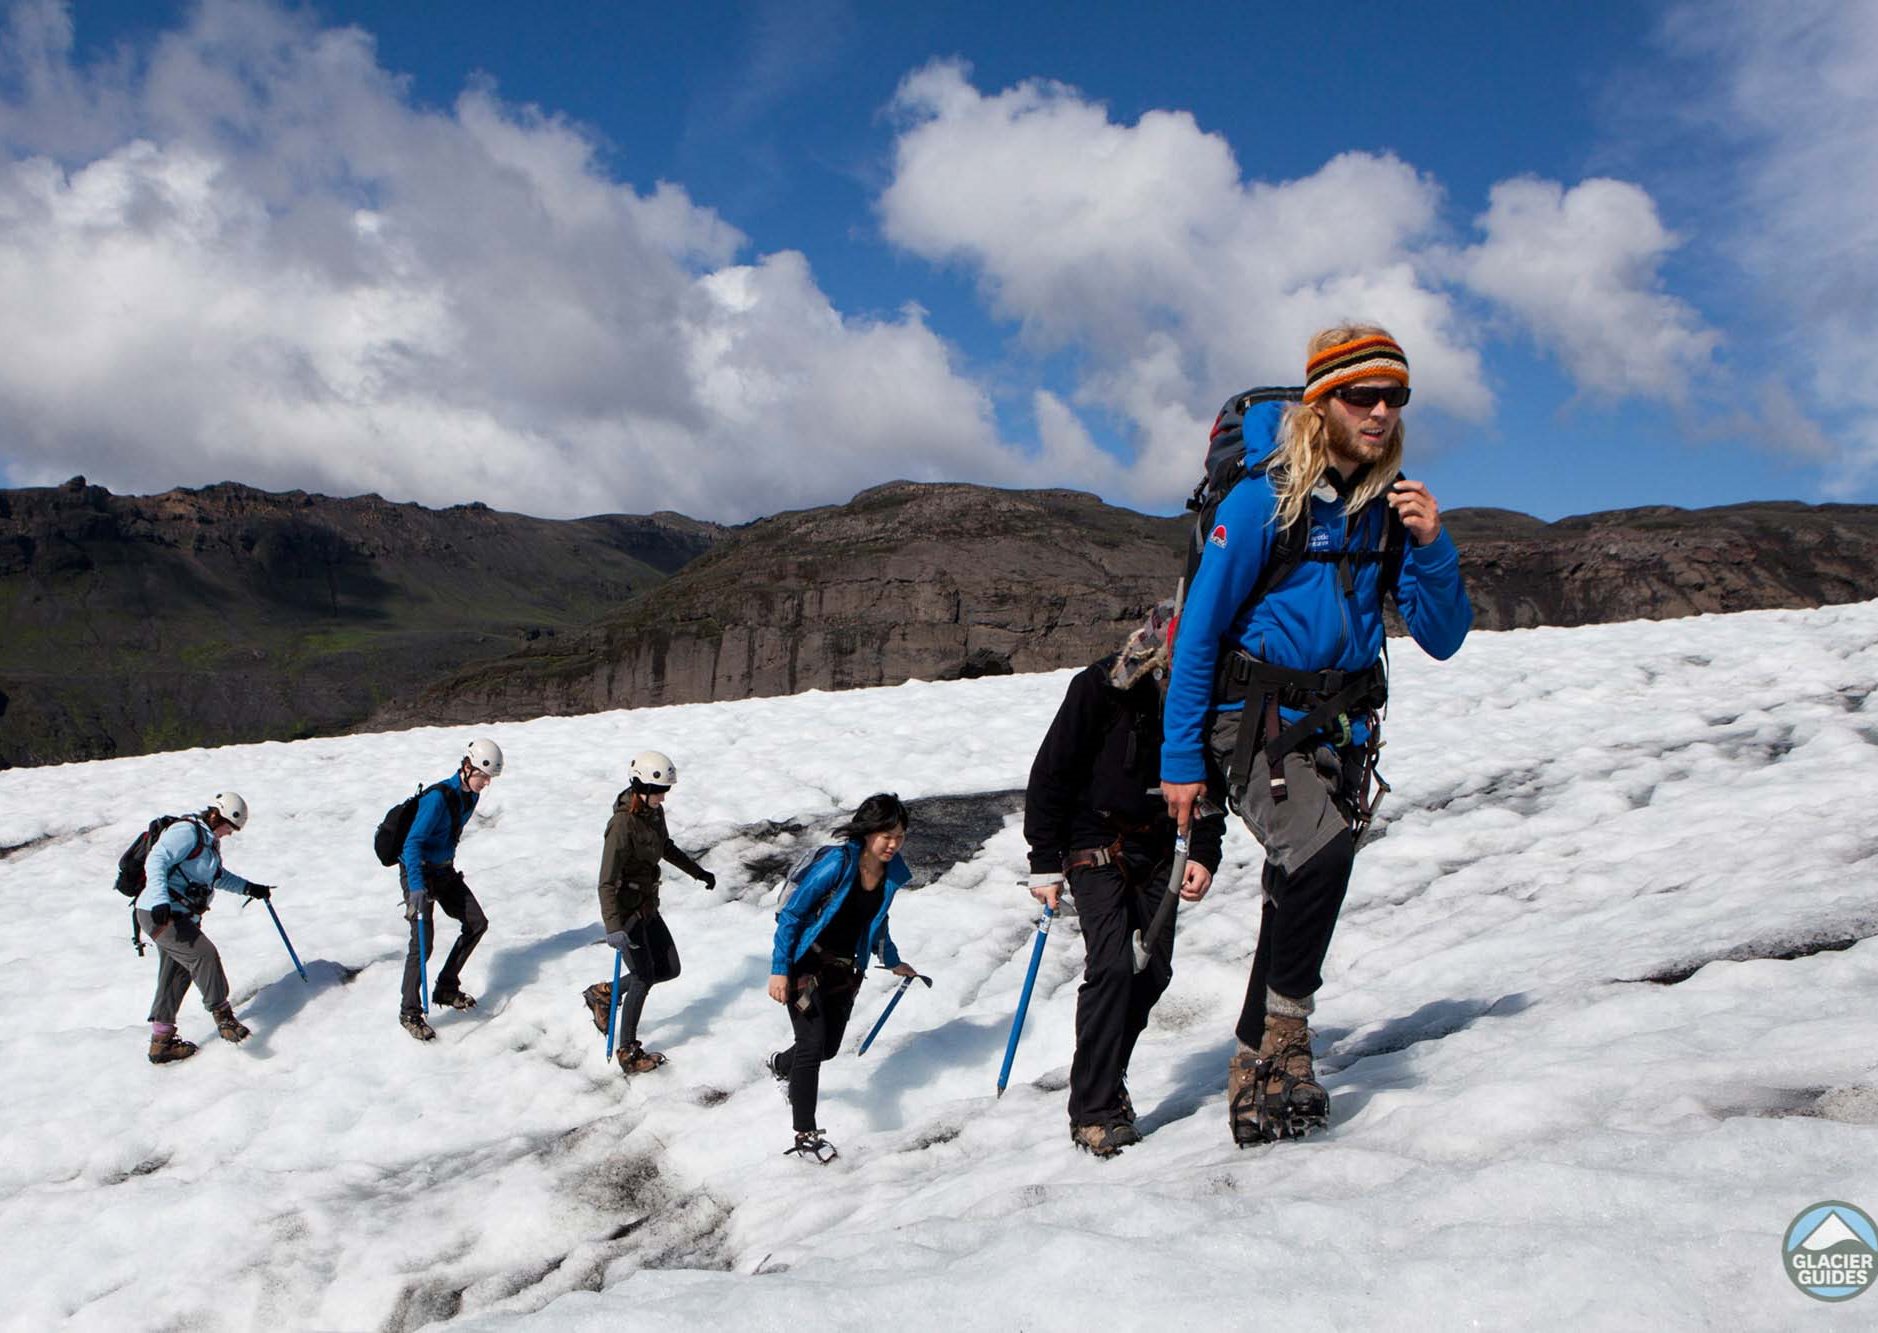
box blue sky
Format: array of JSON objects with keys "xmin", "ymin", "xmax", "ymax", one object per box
[{"xmin": 1, "ymin": 0, "xmax": 1872, "ymax": 522}]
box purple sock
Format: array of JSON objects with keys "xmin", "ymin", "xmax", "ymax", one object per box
[{"xmin": 151, "ymin": 1021, "xmax": 176, "ymax": 1038}]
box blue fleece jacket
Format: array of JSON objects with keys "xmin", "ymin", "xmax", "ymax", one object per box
[
  {"xmin": 1161, "ymin": 449, "xmax": 1472, "ymax": 785},
  {"xmin": 771, "ymin": 842, "xmax": 909, "ymax": 975},
  {"xmin": 400, "ymin": 774, "xmax": 478, "ymax": 894},
  {"xmin": 135, "ymin": 817, "xmax": 254, "ymax": 919}
]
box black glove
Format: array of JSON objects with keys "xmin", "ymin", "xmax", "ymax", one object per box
[
  {"xmin": 150, "ymin": 902, "xmax": 172, "ymax": 933},
  {"xmin": 699, "ymin": 870, "xmax": 717, "ymax": 891},
  {"xmin": 605, "ymin": 929, "xmax": 630, "ymax": 952},
  {"xmin": 404, "ymin": 890, "xmax": 429, "ymax": 922},
  {"xmin": 246, "ymin": 883, "xmax": 273, "ymax": 902}
]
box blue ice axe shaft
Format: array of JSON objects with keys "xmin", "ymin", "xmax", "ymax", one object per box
[
  {"xmin": 996, "ymin": 905, "xmax": 1055, "ymax": 1098},
  {"xmin": 604, "ymin": 946, "xmax": 623, "ymax": 1059},
  {"xmin": 416, "ymin": 913, "xmax": 430, "ymax": 1014},
  {"xmin": 264, "ymin": 900, "xmax": 308, "ymax": 983},
  {"xmin": 855, "ymin": 970, "xmax": 932, "ymax": 1056}
]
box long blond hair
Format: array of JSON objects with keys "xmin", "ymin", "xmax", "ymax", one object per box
[{"xmin": 1268, "ymin": 323, "xmax": 1405, "ymax": 532}]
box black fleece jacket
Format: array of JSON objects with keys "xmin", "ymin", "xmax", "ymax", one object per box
[{"xmin": 1024, "ymin": 658, "xmax": 1225, "ymax": 878}]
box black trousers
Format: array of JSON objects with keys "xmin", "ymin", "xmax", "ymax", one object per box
[
  {"xmin": 1067, "ymin": 857, "xmax": 1175, "ymax": 1126},
  {"xmin": 615, "ymin": 912, "xmax": 681, "ymax": 1045},
  {"xmin": 400, "ymin": 866, "xmax": 488, "ymax": 1015},
  {"xmin": 772, "ymin": 955, "xmax": 860, "ymax": 1134},
  {"xmin": 1234, "ymin": 829, "xmax": 1354, "ymax": 1047}
]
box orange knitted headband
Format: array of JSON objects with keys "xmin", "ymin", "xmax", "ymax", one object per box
[{"xmin": 1302, "ymin": 335, "xmax": 1410, "ymax": 403}]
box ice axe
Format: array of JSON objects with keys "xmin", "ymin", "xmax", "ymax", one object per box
[
  {"xmin": 854, "ymin": 968, "xmax": 933, "ymax": 1056},
  {"xmin": 1131, "ymin": 791, "xmax": 1218, "ymax": 973},
  {"xmin": 996, "ymin": 904, "xmax": 1055, "ymax": 1097},
  {"xmin": 1131, "ymin": 828, "xmax": 1189, "ymax": 973}
]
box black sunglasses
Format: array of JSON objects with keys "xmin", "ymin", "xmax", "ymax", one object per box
[{"xmin": 1331, "ymin": 384, "xmax": 1411, "ymax": 409}]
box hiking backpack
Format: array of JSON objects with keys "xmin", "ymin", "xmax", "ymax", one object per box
[
  {"xmin": 774, "ymin": 842, "xmax": 847, "ymax": 920},
  {"xmin": 1186, "ymin": 385, "xmax": 1409, "ymax": 612},
  {"xmin": 114, "ymin": 815, "xmax": 205, "ymax": 899},
  {"xmin": 372, "ymin": 784, "xmax": 464, "ymax": 867}
]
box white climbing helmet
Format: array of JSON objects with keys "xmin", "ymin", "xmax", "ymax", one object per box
[
  {"xmin": 629, "ymin": 749, "xmax": 677, "ymax": 789},
  {"xmin": 464, "ymin": 738, "xmax": 505, "ymax": 778},
  {"xmin": 209, "ymin": 791, "xmax": 249, "ymax": 831}
]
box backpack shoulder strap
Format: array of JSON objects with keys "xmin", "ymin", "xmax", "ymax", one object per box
[{"xmin": 1241, "ymin": 449, "xmax": 1309, "ymax": 610}]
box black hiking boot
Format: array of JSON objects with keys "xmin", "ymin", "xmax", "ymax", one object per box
[
  {"xmin": 583, "ymin": 982, "xmax": 613, "ymax": 1034},
  {"xmin": 148, "ymin": 1033, "xmax": 199, "ymax": 1065},
  {"xmin": 1227, "ymin": 1014, "xmax": 1329, "ymax": 1146},
  {"xmin": 616, "ymin": 1041, "xmax": 667, "ymax": 1075},
  {"xmin": 212, "ymin": 1003, "xmax": 251, "ymax": 1043},
  {"xmin": 400, "ymin": 1012, "xmax": 437, "ymax": 1042},
  {"xmin": 432, "ymin": 987, "xmax": 477, "ymax": 1011},
  {"xmin": 785, "ymin": 1130, "xmax": 838, "ymax": 1164}
]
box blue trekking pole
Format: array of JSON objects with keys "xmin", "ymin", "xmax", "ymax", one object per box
[
  {"xmin": 604, "ymin": 946, "xmax": 623, "ymax": 1060},
  {"xmin": 416, "ymin": 914, "xmax": 430, "ymax": 1014},
  {"xmin": 264, "ymin": 900, "xmax": 309, "ymax": 983},
  {"xmin": 855, "ymin": 969, "xmax": 933, "ymax": 1056},
  {"xmin": 996, "ymin": 905, "xmax": 1055, "ymax": 1098}
]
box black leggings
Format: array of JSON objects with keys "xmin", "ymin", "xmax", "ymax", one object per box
[
  {"xmin": 615, "ymin": 912, "xmax": 681, "ymax": 1045},
  {"xmin": 401, "ymin": 867, "xmax": 488, "ymax": 1014},
  {"xmin": 772, "ymin": 958, "xmax": 860, "ymax": 1133},
  {"xmin": 1235, "ymin": 830, "xmax": 1354, "ymax": 1046}
]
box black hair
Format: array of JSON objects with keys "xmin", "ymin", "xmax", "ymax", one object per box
[{"xmin": 835, "ymin": 792, "xmax": 910, "ymax": 842}]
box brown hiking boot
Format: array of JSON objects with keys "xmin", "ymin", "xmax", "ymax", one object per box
[
  {"xmin": 616, "ymin": 1041, "xmax": 667, "ymax": 1075},
  {"xmin": 148, "ymin": 1033, "xmax": 199, "ymax": 1065},
  {"xmin": 1227, "ymin": 1014, "xmax": 1328, "ymax": 1146},
  {"xmin": 583, "ymin": 982, "xmax": 613, "ymax": 1034},
  {"xmin": 1070, "ymin": 1122, "xmax": 1130, "ymax": 1159},
  {"xmin": 432, "ymin": 988, "xmax": 477, "ymax": 1011},
  {"xmin": 212, "ymin": 1004, "xmax": 251, "ymax": 1043}
]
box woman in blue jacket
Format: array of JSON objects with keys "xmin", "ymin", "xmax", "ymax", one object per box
[
  {"xmin": 766, "ymin": 793, "xmax": 920, "ymax": 1163},
  {"xmin": 135, "ymin": 791, "xmax": 275, "ymax": 1064}
]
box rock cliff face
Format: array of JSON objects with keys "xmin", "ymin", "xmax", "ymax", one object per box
[
  {"xmin": 381, "ymin": 485, "xmax": 1878, "ymax": 728},
  {"xmin": 0, "ymin": 477, "xmax": 723, "ymax": 766},
  {"xmin": 7, "ymin": 475, "xmax": 1875, "ymax": 767},
  {"xmin": 382, "ymin": 483, "xmax": 1188, "ymax": 725}
]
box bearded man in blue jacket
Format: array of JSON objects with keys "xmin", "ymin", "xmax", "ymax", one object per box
[{"xmin": 1160, "ymin": 324, "xmax": 1472, "ymax": 1145}]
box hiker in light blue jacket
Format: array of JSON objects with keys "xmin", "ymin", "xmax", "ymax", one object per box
[
  {"xmin": 135, "ymin": 792, "xmax": 275, "ymax": 1064},
  {"xmin": 765, "ymin": 793, "xmax": 921, "ymax": 1164}
]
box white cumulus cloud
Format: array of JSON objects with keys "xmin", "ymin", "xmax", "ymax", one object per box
[{"xmin": 0, "ymin": 0, "xmax": 1011, "ymax": 519}]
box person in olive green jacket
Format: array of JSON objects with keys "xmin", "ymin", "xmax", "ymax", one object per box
[{"xmin": 581, "ymin": 750, "xmax": 715, "ymax": 1073}]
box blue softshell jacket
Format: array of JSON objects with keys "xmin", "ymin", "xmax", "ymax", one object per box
[
  {"xmin": 1161, "ymin": 404, "xmax": 1473, "ymax": 785},
  {"xmin": 771, "ymin": 841, "xmax": 910, "ymax": 975},
  {"xmin": 135, "ymin": 817, "xmax": 254, "ymax": 919},
  {"xmin": 400, "ymin": 773, "xmax": 478, "ymax": 894}
]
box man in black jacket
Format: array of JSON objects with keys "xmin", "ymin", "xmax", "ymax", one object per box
[{"xmin": 1024, "ymin": 604, "xmax": 1226, "ymax": 1157}]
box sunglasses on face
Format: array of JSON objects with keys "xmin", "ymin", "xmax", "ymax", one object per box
[{"xmin": 1331, "ymin": 384, "xmax": 1412, "ymax": 409}]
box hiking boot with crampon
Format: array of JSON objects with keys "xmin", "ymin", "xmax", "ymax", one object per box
[
  {"xmin": 1070, "ymin": 1122, "xmax": 1135, "ymax": 1160},
  {"xmin": 432, "ymin": 988, "xmax": 477, "ymax": 1011},
  {"xmin": 400, "ymin": 1012, "xmax": 437, "ymax": 1042},
  {"xmin": 212, "ymin": 1004, "xmax": 250, "ymax": 1043},
  {"xmin": 616, "ymin": 1041, "xmax": 667, "ymax": 1075},
  {"xmin": 148, "ymin": 1033, "xmax": 199, "ymax": 1065},
  {"xmin": 582, "ymin": 982, "xmax": 613, "ymax": 1034},
  {"xmin": 785, "ymin": 1130, "xmax": 838, "ymax": 1164},
  {"xmin": 1227, "ymin": 1014, "xmax": 1328, "ymax": 1146}
]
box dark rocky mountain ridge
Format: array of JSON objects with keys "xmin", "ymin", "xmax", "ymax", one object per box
[
  {"xmin": 0, "ymin": 477, "xmax": 723, "ymax": 766},
  {"xmin": 381, "ymin": 482, "xmax": 1878, "ymax": 728},
  {"xmin": 4, "ymin": 475, "xmax": 1874, "ymax": 767}
]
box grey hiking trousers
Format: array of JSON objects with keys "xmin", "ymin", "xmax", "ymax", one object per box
[{"xmin": 138, "ymin": 909, "xmax": 230, "ymax": 1023}]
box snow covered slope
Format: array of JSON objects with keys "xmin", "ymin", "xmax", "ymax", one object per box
[{"xmin": 2, "ymin": 603, "xmax": 1875, "ymax": 1331}]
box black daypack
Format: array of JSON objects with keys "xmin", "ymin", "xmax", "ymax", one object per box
[
  {"xmin": 373, "ymin": 783, "xmax": 464, "ymax": 868},
  {"xmin": 1186, "ymin": 385, "xmax": 1408, "ymax": 612},
  {"xmin": 115, "ymin": 815, "xmax": 205, "ymax": 898}
]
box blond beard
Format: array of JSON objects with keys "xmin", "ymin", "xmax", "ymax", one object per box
[{"xmin": 1324, "ymin": 406, "xmax": 1388, "ymax": 473}]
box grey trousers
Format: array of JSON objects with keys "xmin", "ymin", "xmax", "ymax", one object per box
[{"xmin": 138, "ymin": 909, "xmax": 229, "ymax": 1024}]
